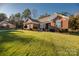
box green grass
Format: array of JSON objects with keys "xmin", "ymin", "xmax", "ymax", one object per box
[{"xmin": 0, "ymin": 30, "xmax": 79, "ymax": 56}]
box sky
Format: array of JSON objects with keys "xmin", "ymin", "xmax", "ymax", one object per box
[{"xmin": 0, "ymin": 3, "xmax": 79, "ymax": 18}]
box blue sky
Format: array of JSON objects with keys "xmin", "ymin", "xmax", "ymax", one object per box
[{"xmin": 0, "ymin": 3, "xmax": 79, "ymax": 18}]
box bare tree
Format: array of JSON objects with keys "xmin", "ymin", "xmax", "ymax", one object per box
[{"xmin": 32, "ymin": 9, "xmax": 38, "ymax": 19}]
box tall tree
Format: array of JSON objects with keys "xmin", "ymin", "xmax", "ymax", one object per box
[
  {"xmin": 0, "ymin": 13, "xmax": 7, "ymax": 21},
  {"xmin": 15, "ymin": 13, "xmax": 24, "ymax": 29},
  {"xmin": 22, "ymin": 8, "xmax": 31, "ymax": 19},
  {"xmin": 44, "ymin": 11, "xmax": 49, "ymax": 16},
  {"xmin": 9, "ymin": 14, "xmax": 16, "ymax": 24}
]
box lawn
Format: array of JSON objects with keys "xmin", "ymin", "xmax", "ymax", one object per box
[{"xmin": 0, "ymin": 30, "xmax": 79, "ymax": 56}]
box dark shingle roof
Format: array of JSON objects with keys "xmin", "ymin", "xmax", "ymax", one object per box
[{"xmin": 27, "ymin": 18, "xmax": 40, "ymax": 23}]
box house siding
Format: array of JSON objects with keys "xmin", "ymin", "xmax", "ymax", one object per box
[
  {"xmin": 24, "ymin": 18, "xmax": 39, "ymax": 30},
  {"xmin": 0, "ymin": 21, "xmax": 16, "ymax": 29}
]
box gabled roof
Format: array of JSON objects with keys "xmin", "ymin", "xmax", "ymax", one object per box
[
  {"xmin": 57, "ymin": 14, "xmax": 69, "ymax": 20},
  {"xmin": 29, "ymin": 18, "xmax": 40, "ymax": 23},
  {"xmin": 38, "ymin": 13, "xmax": 69, "ymax": 23},
  {"xmin": 25, "ymin": 18, "xmax": 40, "ymax": 24},
  {"xmin": 38, "ymin": 13, "xmax": 58, "ymax": 23},
  {"xmin": 0, "ymin": 20, "xmax": 15, "ymax": 26},
  {"xmin": 0, "ymin": 21, "xmax": 9, "ymax": 24}
]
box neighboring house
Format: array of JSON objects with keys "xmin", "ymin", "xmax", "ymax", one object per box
[
  {"xmin": 23, "ymin": 13, "xmax": 69, "ymax": 31},
  {"xmin": 23, "ymin": 18, "xmax": 40, "ymax": 30},
  {"xmin": 38, "ymin": 13, "xmax": 69, "ymax": 31},
  {"xmin": 0, "ymin": 21, "xmax": 16, "ymax": 29}
]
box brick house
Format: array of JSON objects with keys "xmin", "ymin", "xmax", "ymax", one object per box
[
  {"xmin": 38, "ymin": 13, "xmax": 69, "ymax": 31},
  {"xmin": 24, "ymin": 13, "xmax": 69, "ymax": 31}
]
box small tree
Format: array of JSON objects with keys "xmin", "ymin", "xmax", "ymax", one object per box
[
  {"xmin": 39, "ymin": 12, "xmax": 50, "ymax": 19},
  {"xmin": 0, "ymin": 13, "xmax": 7, "ymax": 21},
  {"xmin": 69, "ymin": 15, "xmax": 79, "ymax": 30},
  {"xmin": 57, "ymin": 12, "xmax": 71, "ymax": 16},
  {"xmin": 15, "ymin": 13, "xmax": 21, "ymax": 17}
]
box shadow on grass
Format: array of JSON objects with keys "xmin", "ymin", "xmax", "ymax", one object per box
[
  {"xmin": 1, "ymin": 31, "xmax": 79, "ymax": 56},
  {"xmin": 0, "ymin": 31, "xmax": 57, "ymax": 56},
  {"xmin": 68, "ymin": 31, "xmax": 79, "ymax": 36},
  {"xmin": 59, "ymin": 31, "xmax": 79, "ymax": 36}
]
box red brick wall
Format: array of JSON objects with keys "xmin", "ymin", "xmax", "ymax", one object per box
[
  {"xmin": 50, "ymin": 18, "xmax": 68, "ymax": 29},
  {"xmin": 50, "ymin": 21, "xmax": 55, "ymax": 27},
  {"xmin": 61, "ymin": 18, "xmax": 68, "ymax": 29}
]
